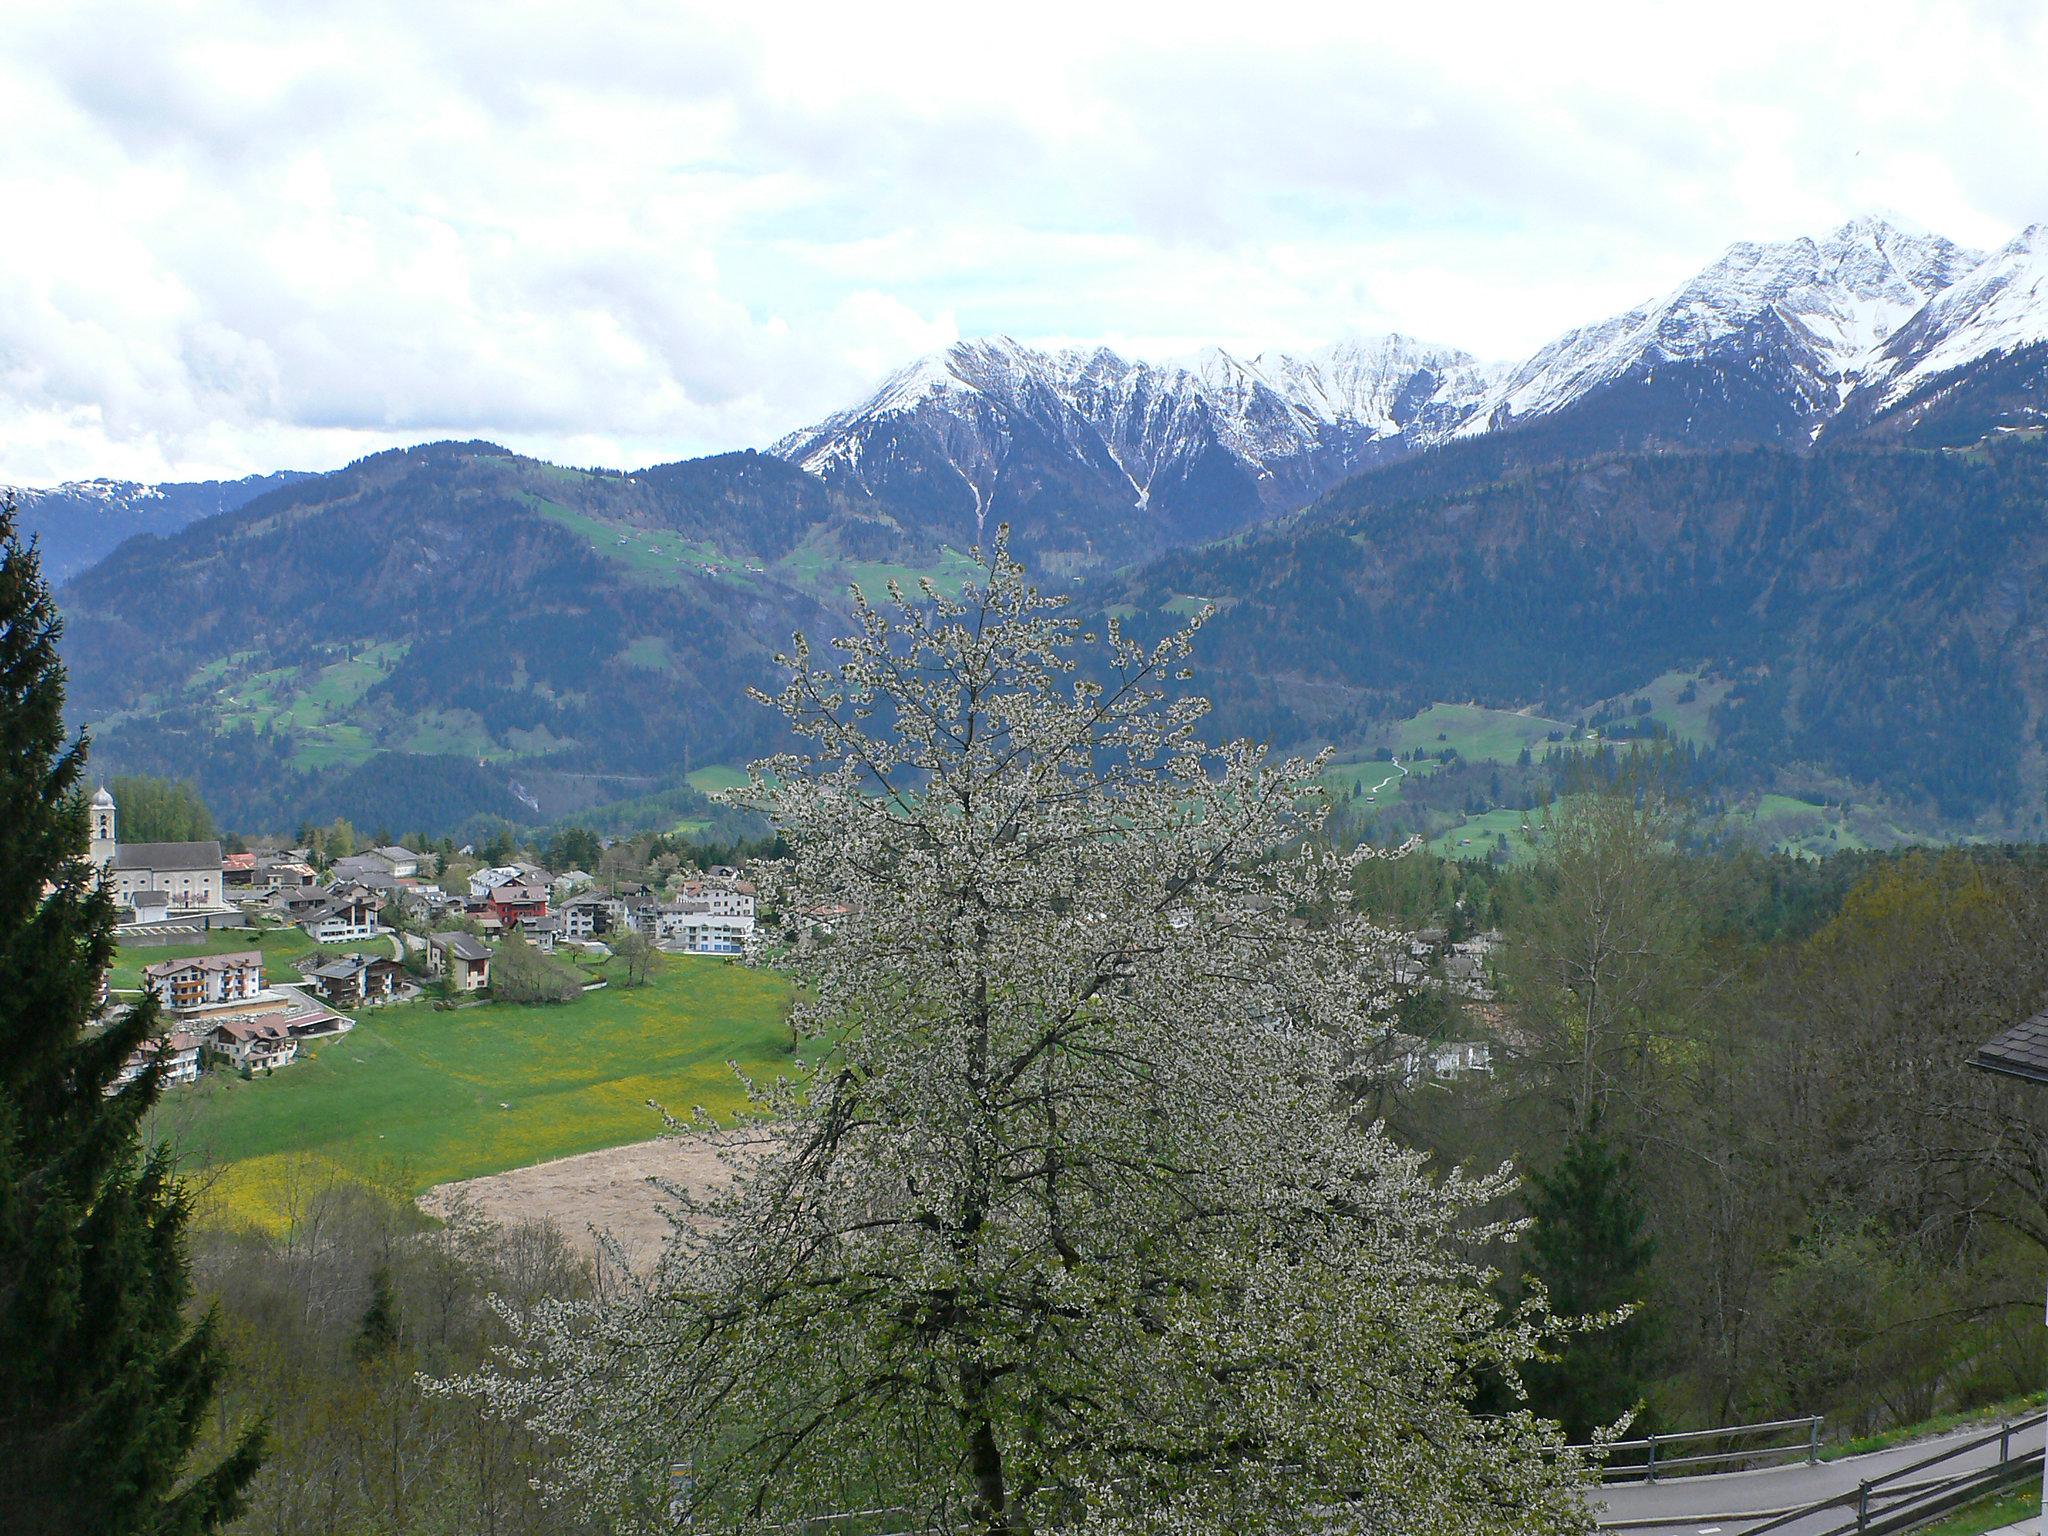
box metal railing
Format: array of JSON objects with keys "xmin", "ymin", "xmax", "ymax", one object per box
[
  {"xmin": 1574, "ymin": 1414, "xmax": 1825, "ymax": 1482},
  {"xmin": 1733, "ymin": 1409, "xmax": 2048, "ymax": 1536}
]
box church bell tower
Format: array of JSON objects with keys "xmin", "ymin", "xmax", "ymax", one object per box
[{"xmin": 89, "ymin": 784, "xmax": 117, "ymax": 865}]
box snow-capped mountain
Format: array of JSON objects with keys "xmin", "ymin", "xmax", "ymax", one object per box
[
  {"xmin": 772, "ymin": 333, "xmax": 1492, "ymax": 561},
  {"xmin": 774, "ymin": 215, "xmax": 2048, "ymax": 558},
  {"xmin": 1859, "ymin": 224, "xmax": 2048, "ymax": 414},
  {"xmin": 1462, "ymin": 216, "xmax": 1980, "ymax": 439},
  {"xmin": 5, "ymin": 471, "xmax": 310, "ymax": 582}
]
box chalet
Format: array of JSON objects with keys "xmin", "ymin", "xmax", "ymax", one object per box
[
  {"xmin": 206, "ymin": 1019, "xmax": 298, "ymax": 1072},
  {"xmin": 109, "ymin": 1030, "xmax": 203, "ymax": 1093},
  {"xmin": 299, "ymin": 895, "xmax": 382, "ymax": 944},
  {"xmin": 487, "ymin": 882, "xmax": 549, "ymax": 928},
  {"xmin": 221, "ymin": 851, "xmax": 258, "ymax": 889},
  {"xmin": 307, "ymin": 954, "xmax": 407, "ymax": 1008},
  {"xmin": 521, "ymin": 914, "xmax": 564, "ymax": 952},
  {"xmin": 145, "ymin": 951, "xmax": 267, "ymax": 1017},
  {"xmin": 428, "ymin": 931, "xmax": 493, "ymax": 991},
  {"xmin": 552, "ymin": 869, "xmax": 594, "ymax": 897}
]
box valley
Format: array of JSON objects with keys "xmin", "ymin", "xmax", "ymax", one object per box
[{"xmin": 32, "ymin": 213, "xmax": 2048, "ymax": 853}]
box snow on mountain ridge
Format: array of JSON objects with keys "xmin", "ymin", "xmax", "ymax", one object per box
[
  {"xmin": 1868, "ymin": 224, "xmax": 2048, "ymax": 407},
  {"xmin": 771, "ymin": 331, "xmax": 1489, "ymax": 500},
  {"xmin": 771, "ymin": 214, "xmax": 2048, "ymax": 540},
  {"xmin": 1461, "ymin": 217, "xmax": 1983, "ymax": 434}
]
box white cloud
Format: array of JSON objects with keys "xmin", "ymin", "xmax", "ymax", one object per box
[{"xmin": 1, "ymin": 0, "xmax": 2044, "ymax": 483}]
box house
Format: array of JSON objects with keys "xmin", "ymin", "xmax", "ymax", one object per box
[
  {"xmin": 678, "ymin": 876, "xmax": 756, "ymax": 919},
  {"xmin": 307, "ymin": 954, "xmax": 407, "ymax": 1007},
  {"xmin": 87, "ymin": 786, "xmax": 227, "ymax": 913},
  {"xmin": 551, "ymin": 869, "xmax": 594, "ymax": 897},
  {"xmin": 298, "ymin": 894, "xmax": 382, "ymax": 944},
  {"xmin": 428, "ymin": 931, "xmax": 493, "ymax": 991},
  {"xmin": 206, "ymin": 1019, "xmax": 299, "ymax": 1073},
  {"xmin": 277, "ymin": 1000, "xmax": 351, "ymax": 1041},
  {"xmin": 273, "ymin": 882, "xmax": 337, "ymax": 920},
  {"xmin": 109, "ymin": 1030, "xmax": 203, "ymax": 1093},
  {"xmin": 468, "ymin": 865, "xmax": 528, "ymax": 899},
  {"xmin": 521, "ymin": 914, "xmax": 564, "ymax": 952},
  {"xmin": 124, "ymin": 888, "xmax": 174, "ymax": 926},
  {"xmin": 559, "ymin": 892, "xmax": 619, "ymax": 939},
  {"xmin": 487, "ymin": 882, "xmax": 549, "ymax": 928},
  {"xmin": 256, "ymin": 855, "xmax": 319, "ymax": 892},
  {"xmin": 363, "ymin": 844, "xmax": 422, "ymax": 879},
  {"xmin": 660, "ymin": 910, "xmax": 754, "ymax": 956},
  {"xmin": 144, "ymin": 951, "xmax": 268, "ymax": 1017},
  {"xmin": 221, "ymin": 851, "xmax": 258, "ymax": 889},
  {"xmin": 331, "ymin": 853, "xmax": 394, "ymax": 884}
]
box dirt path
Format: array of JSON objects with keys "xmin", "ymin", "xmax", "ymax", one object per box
[{"xmin": 418, "ymin": 1135, "xmax": 748, "ymax": 1269}]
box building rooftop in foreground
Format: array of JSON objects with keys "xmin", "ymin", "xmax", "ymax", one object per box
[{"xmin": 1971, "ymin": 1007, "xmax": 2048, "ymax": 1085}]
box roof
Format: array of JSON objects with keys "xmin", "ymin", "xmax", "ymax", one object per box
[
  {"xmin": 221, "ymin": 852, "xmax": 257, "ymax": 871},
  {"xmin": 373, "ymin": 845, "xmax": 418, "ymax": 861},
  {"xmin": 91, "ymin": 785, "xmax": 115, "ymax": 809},
  {"xmin": 491, "ymin": 883, "xmax": 547, "ymax": 903},
  {"xmin": 301, "ymin": 900, "xmax": 373, "ymax": 923},
  {"xmin": 144, "ymin": 950, "xmax": 262, "ymax": 980},
  {"xmin": 1972, "ymin": 1008, "xmax": 2048, "ymax": 1085},
  {"xmin": 431, "ymin": 931, "xmax": 493, "ymax": 961},
  {"xmin": 112, "ymin": 840, "xmax": 223, "ymax": 872},
  {"xmin": 311, "ymin": 958, "xmax": 362, "ymax": 979},
  {"xmin": 213, "ymin": 1019, "xmax": 292, "ymax": 1044}
]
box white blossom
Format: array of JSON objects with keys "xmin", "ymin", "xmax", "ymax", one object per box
[{"xmin": 451, "ymin": 533, "xmax": 1599, "ymax": 1536}]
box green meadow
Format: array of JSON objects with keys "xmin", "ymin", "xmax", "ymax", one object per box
[{"xmin": 154, "ymin": 951, "xmax": 793, "ymax": 1227}]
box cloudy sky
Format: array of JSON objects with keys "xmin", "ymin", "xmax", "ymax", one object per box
[{"xmin": 3, "ymin": 0, "xmax": 2045, "ymax": 485}]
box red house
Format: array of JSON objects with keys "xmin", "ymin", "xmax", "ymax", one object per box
[{"xmin": 487, "ymin": 882, "xmax": 549, "ymax": 928}]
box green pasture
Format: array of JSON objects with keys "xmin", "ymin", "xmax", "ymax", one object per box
[
  {"xmin": 685, "ymin": 765, "xmax": 750, "ymax": 795},
  {"xmin": 1428, "ymin": 806, "xmax": 1547, "ymax": 862},
  {"xmin": 772, "ymin": 542, "xmax": 983, "ymax": 598},
  {"xmin": 159, "ymin": 953, "xmax": 795, "ymax": 1228},
  {"xmin": 1383, "ymin": 702, "xmax": 1574, "ymax": 764}
]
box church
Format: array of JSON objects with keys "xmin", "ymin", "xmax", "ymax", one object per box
[{"xmin": 89, "ymin": 785, "xmax": 227, "ymax": 914}]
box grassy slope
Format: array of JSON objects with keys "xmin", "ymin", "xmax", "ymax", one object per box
[
  {"xmin": 1382, "ymin": 703, "xmax": 1574, "ymax": 764},
  {"xmin": 159, "ymin": 953, "xmax": 793, "ymax": 1226}
]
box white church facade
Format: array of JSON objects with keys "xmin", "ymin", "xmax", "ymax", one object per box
[{"xmin": 89, "ymin": 786, "xmax": 227, "ymax": 914}]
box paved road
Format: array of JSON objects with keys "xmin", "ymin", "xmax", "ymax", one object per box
[{"xmin": 1595, "ymin": 1419, "xmax": 2043, "ymax": 1534}]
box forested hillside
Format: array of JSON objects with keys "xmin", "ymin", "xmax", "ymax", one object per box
[
  {"xmin": 56, "ymin": 441, "xmax": 954, "ymax": 831},
  {"xmin": 1113, "ymin": 438, "xmax": 2048, "ymax": 827}
]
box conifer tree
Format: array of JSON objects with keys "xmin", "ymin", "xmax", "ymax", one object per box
[
  {"xmin": 1521, "ymin": 1129, "xmax": 1658, "ymax": 1440},
  {"xmin": 0, "ymin": 503, "xmax": 263, "ymax": 1535}
]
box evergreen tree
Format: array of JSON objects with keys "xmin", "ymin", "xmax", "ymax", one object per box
[
  {"xmin": 0, "ymin": 504, "xmax": 263, "ymax": 1534},
  {"xmin": 353, "ymin": 1265, "xmax": 402, "ymax": 1363},
  {"xmin": 1522, "ymin": 1128, "xmax": 1659, "ymax": 1440}
]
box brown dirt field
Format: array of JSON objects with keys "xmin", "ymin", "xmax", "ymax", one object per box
[{"xmin": 418, "ymin": 1134, "xmax": 750, "ymax": 1269}]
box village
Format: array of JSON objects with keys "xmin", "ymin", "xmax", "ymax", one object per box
[{"xmin": 89, "ymin": 783, "xmax": 759, "ymax": 1090}]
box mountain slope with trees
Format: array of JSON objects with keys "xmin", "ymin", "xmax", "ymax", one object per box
[
  {"xmin": 1111, "ymin": 437, "xmax": 2048, "ymax": 828},
  {"xmin": 54, "ymin": 441, "xmax": 930, "ymax": 831}
]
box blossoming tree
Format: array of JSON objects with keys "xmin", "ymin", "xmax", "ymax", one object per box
[{"xmin": 469, "ymin": 538, "xmax": 1596, "ymax": 1536}]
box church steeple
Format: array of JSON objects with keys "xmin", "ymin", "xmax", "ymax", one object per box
[{"xmin": 89, "ymin": 783, "xmax": 116, "ymax": 863}]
